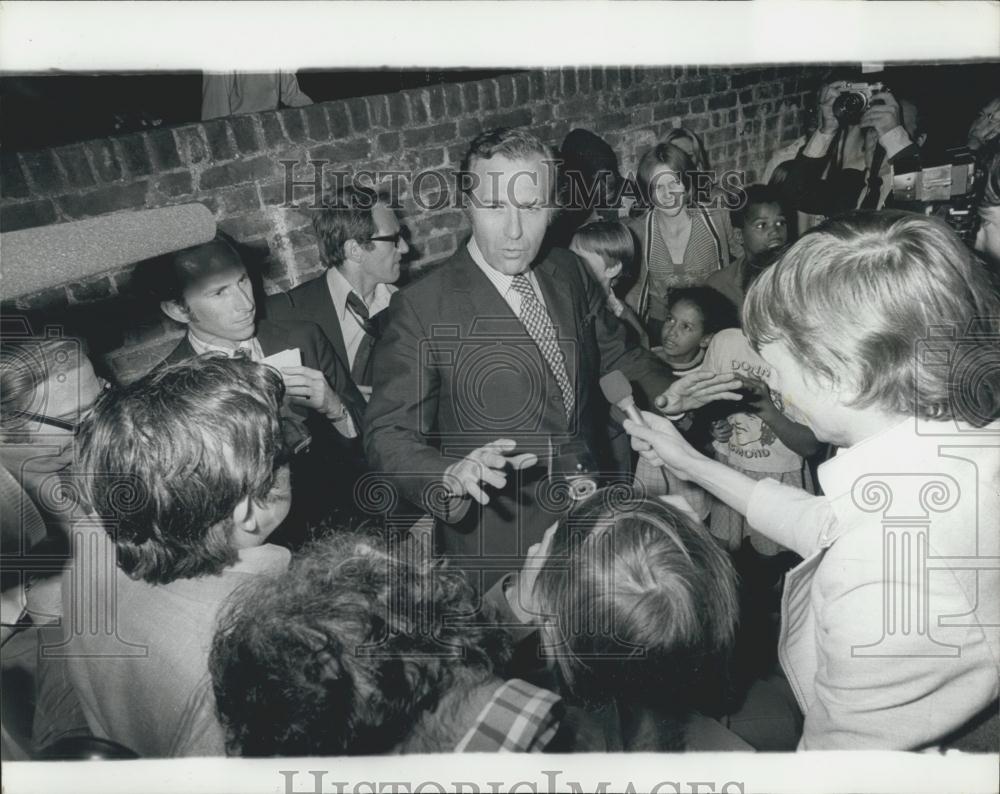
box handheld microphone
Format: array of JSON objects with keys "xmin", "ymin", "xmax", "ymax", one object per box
[
  {"xmin": 600, "ymin": 370, "xmax": 646, "ymax": 427},
  {"xmin": 600, "ymin": 370, "xmax": 669, "ymax": 493}
]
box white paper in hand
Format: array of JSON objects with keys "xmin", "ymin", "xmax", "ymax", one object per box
[{"xmin": 261, "ymin": 348, "xmax": 302, "ymax": 371}]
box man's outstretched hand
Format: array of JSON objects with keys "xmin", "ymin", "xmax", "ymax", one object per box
[
  {"xmin": 655, "ymin": 370, "xmax": 742, "ymax": 415},
  {"xmin": 443, "ymin": 439, "xmax": 539, "ymax": 505}
]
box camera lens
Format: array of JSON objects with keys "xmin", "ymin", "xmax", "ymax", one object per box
[{"xmin": 833, "ymin": 91, "xmax": 866, "ymax": 125}]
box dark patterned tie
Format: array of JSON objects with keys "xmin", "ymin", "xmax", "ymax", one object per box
[
  {"xmin": 345, "ymin": 292, "xmax": 376, "ymax": 387},
  {"xmin": 510, "ymin": 274, "xmax": 575, "ymax": 421}
]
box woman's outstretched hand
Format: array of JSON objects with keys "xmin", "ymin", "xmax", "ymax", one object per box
[{"xmin": 624, "ymin": 410, "xmax": 706, "ymax": 481}]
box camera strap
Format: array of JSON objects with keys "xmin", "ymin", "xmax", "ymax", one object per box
[{"xmin": 859, "ymin": 145, "xmax": 887, "ymax": 209}]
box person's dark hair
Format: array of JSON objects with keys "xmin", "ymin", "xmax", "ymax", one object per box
[
  {"xmin": 635, "ymin": 143, "xmax": 696, "ymax": 207},
  {"xmin": 661, "ymin": 127, "xmax": 710, "ymax": 173},
  {"xmin": 744, "ymin": 210, "xmax": 1000, "ymax": 426},
  {"xmin": 666, "ymin": 286, "xmax": 739, "ymax": 335},
  {"xmin": 77, "ymin": 355, "xmax": 286, "ymax": 584},
  {"xmin": 133, "ymin": 234, "xmax": 243, "ymax": 308},
  {"xmin": 532, "ymin": 492, "xmax": 738, "ymax": 719},
  {"xmin": 571, "ymin": 221, "xmax": 635, "ymax": 269},
  {"xmin": 209, "ymin": 530, "xmax": 513, "ymax": 757},
  {"xmin": 768, "ymin": 160, "xmax": 793, "ymax": 189},
  {"xmin": 560, "ymin": 128, "xmax": 622, "ymax": 184},
  {"xmin": 558, "ymin": 129, "xmax": 623, "ymax": 215},
  {"xmin": 460, "ymin": 127, "xmax": 557, "ymax": 202},
  {"xmin": 731, "ymin": 184, "xmax": 786, "ymax": 229},
  {"xmin": 312, "ymin": 184, "xmax": 390, "ymax": 270}
]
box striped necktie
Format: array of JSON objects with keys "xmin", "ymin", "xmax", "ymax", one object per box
[{"xmin": 510, "ymin": 274, "xmax": 574, "ymax": 420}]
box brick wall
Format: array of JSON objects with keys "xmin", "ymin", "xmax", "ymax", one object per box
[{"xmin": 0, "ymin": 66, "xmax": 820, "ymax": 381}]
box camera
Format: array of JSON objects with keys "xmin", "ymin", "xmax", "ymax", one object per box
[
  {"xmin": 892, "ymin": 146, "xmax": 981, "ymax": 245},
  {"xmin": 418, "ymin": 320, "xmax": 578, "ymax": 439},
  {"xmin": 833, "ymin": 82, "xmax": 884, "ymax": 126}
]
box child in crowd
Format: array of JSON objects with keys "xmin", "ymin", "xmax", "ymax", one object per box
[
  {"xmin": 570, "ymin": 221, "xmax": 647, "ymax": 346},
  {"xmin": 634, "ymin": 287, "xmax": 738, "ymax": 519},
  {"xmin": 706, "ymin": 184, "xmax": 790, "ymax": 309},
  {"xmin": 703, "ymin": 247, "xmax": 821, "ymax": 685},
  {"xmin": 702, "ymin": 243, "xmax": 820, "ymax": 557}
]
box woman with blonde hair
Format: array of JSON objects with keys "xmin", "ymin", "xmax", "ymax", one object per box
[
  {"xmin": 625, "ymin": 142, "xmax": 737, "ymax": 341},
  {"xmin": 625, "ymin": 210, "xmax": 1000, "ymax": 750}
]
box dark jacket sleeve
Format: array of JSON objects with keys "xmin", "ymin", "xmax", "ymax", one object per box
[
  {"xmin": 782, "ymin": 149, "xmax": 864, "ymax": 217},
  {"xmin": 363, "ymin": 289, "xmax": 469, "ymax": 522},
  {"xmin": 781, "ymin": 136, "xmax": 922, "ymax": 217}
]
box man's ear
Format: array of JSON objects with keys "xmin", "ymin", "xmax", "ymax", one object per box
[
  {"xmin": 606, "ymin": 261, "xmax": 624, "ymax": 281},
  {"xmin": 230, "ymin": 495, "xmax": 260, "ymax": 545},
  {"xmin": 733, "ymin": 228, "xmax": 744, "ymax": 247},
  {"xmin": 699, "ymin": 332, "xmax": 714, "ymax": 350},
  {"xmin": 916, "ymin": 132, "xmax": 928, "ymax": 148},
  {"xmin": 343, "ymin": 238, "xmax": 362, "ymax": 263},
  {"xmin": 161, "ymin": 300, "xmax": 191, "ymax": 326}
]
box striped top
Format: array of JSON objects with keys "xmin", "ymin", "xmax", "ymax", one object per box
[{"xmin": 644, "ymin": 209, "xmax": 724, "ymax": 321}]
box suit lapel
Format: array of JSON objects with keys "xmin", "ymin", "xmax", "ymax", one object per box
[
  {"xmin": 255, "ymin": 318, "xmax": 281, "ymax": 357},
  {"xmin": 164, "ymin": 336, "xmax": 196, "ymax": 365},
  {"xmin": 451, "ymin": 246, "xmax": 522, "ymax": 330},
  {"xmin": 533, "ymin": 254, "xmax": 579, "ymax": 390},
  {"xmin": 299, "ymin": 276, "xmax": 351, "ymax": 373}
]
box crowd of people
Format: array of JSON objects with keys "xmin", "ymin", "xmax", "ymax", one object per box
[{"xmin": 2, "ymin": 78, "xmax": 999, "ymax": 760}]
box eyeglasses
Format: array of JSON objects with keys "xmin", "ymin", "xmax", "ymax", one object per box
[
  {"xmin": 4, "ymin": 379, "xmax": 112, "ymax": 436},
  {"xmin": 6, "ymin": 409, "xmax": 81, "ymax": 435},
  {"xmin": 369, "ymin": 227, "xmax": 409, "ymax": 247}
]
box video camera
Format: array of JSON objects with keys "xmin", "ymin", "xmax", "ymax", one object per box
[{"xmin": 892, "ymin": 146, "xmax": 982, "ymax": 245}]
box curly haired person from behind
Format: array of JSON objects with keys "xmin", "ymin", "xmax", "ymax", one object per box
[
  {"xmin": 626, "ymin": 211, "xmax": 1000, "ymax": 750},
  {"xmin": 39, "ymin": 356, "xmax": 293, "ymax": 757},
  {"xmin": 210, "ymin": 531, "xmax": 570, "ymax": 756}
]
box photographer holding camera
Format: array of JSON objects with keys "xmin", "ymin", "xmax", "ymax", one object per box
[{"xmin": 783, "ymin": 80, "xmax": 925, "ymax": 218}]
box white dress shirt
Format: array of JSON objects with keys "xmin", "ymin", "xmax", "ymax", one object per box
[
  {"xmin": 188, "ymin": 331, "xmax": 264, "ymax": 361},
  {"xmin": 467, "ymin": 238, "xmax": 549, "ymax": 314},
  {"xmin": 325, "ymin": 266, "xmax": 397, "ymax": 370}
]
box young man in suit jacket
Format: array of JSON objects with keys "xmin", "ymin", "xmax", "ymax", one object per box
[
  {"xmin": 365, "ymin": 128, "xmax": 741, "ymax": 592},
  {"xmin": 265, "ymin": 185, "xmax": 407, "ymax": 402},
  {"xmin": 143, "ymin": 235, "xmax": 366, "ymax": 537}
]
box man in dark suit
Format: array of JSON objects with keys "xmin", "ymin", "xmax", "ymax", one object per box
[
  {"xmin": 265, "ymin": 185, "xmax": 407, "ymax": 402},
  {"xmin": 364, "ymin": 128, "xmax": 740, "ymax": 591},
  {"xmin": 144, "ymin": 235, "xmax": 367, "ymax": 536}
]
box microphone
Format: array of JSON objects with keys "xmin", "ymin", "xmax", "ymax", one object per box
[
  {"xmin": 600, "ymin": 370, "xmax": 646, "ymax": 427},
  {"xmin": 2, "ymin": 203, "xmax": 216, "ymax": 300},
  {"xmin": 600, "ymin": 369, "xmax": 669, "ymax": 493}
]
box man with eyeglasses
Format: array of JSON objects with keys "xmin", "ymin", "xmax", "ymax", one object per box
[
  {"xmin": 266, "ymin": 184, "xmax": 408, "ymax": 401},
  {"xmin": 1, "ymin": 332, "xmax": 106, "ymax": 639}
]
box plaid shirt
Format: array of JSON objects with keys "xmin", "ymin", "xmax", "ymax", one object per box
[{"xmin": 454, "ymin": 679, "xmax": 563, "ymax": 753}]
